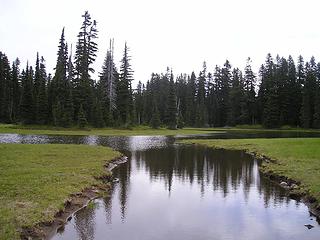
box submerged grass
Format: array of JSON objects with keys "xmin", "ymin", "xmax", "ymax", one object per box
[
  {"xmin": 0, "ymin": 143, "xmax": 121, "ymax": 239},
  {"xmin": 181, "ymin": 138, "xmax": 320, "ymax": 202}
]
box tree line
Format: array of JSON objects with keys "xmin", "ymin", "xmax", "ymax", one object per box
[{"xmin": 1, "ymin": 11, "xmax": 320, "ymax": 129}]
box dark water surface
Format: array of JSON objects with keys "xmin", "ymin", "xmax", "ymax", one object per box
[{"xmin": 1, "ymin": 132, "xmax": 320, "ymax": 239}]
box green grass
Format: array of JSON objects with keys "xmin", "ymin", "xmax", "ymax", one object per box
[
  {"xmin": 1, "ymin": 123, "xmax": 320, "ymax": 137},
  {"xmin": 0, "ymin": 124, "xmax": 220, "ymax": 136},
  {"xmin": 0, "ymin": 144, "xmax": 121, "ymax": 239},
  {"xmin": 181, "ymin": 138, "xmax": 320, "ymax": 201}
]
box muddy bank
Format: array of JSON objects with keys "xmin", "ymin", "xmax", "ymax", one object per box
[
  {"xmin": 21, "ymin": 156, "xmax": 127, "ymax": 240},
  {"xmin": 244, "ymin": 151, "xmax": 320, "ymax": 220},
  {"xmin": 180, "ymin": 142, "xmax": 320, "ymax": 220}
]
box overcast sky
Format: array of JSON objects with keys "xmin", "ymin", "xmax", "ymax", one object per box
[{"xmin": 1, "ymin": 0, "xmax": 320, "ymax": 85}]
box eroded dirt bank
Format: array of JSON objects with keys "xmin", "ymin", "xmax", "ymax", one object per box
[{"xmin": 21, "ymin": 156, "xmax": 127, "ymax": 240}]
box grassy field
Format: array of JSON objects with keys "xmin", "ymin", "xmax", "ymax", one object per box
[
  {"xmin": 0, "ymin": 144, "xmax": 121, "ymax": 239},
  {"xmin": 181, "ymin": 138, "xmax": 320, "ymax": 201},
  {"xmin": 0, "ymin": 124, "xmax": 220, "ymax": 136},
  {"xmin": 1, "ymin": 123, "xmax": 319, "ymax": 137}
]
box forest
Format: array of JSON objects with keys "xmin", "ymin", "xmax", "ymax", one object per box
[{"xmin": 1, "ymin": 11, "xmax": 320, "ymax": 129}]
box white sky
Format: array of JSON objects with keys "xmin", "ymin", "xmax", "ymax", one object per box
[{"xmin": 1, "ymin": 0, "xmax": 320, "ymax": 85}]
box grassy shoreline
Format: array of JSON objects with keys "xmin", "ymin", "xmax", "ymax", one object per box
[
  {"xmin": 180, "ymin": 138, "xmax": 320, "ymax": 203},
  {"xmin": 0, "ymin": 124, "xmax": 220, "ymax": 136},
  {"xmin": 1, "ymin": 123, "xmax": 320, "ymax": 136},
  {"xmin": 0, "ymin": 144, "xmax": 121, "ymax": 239}
]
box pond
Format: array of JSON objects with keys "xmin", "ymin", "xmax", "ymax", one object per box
[{"xmin": 1, "ymin": 132, "xmax": 320, "ymax": 240}]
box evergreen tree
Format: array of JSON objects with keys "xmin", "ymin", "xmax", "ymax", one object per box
[
  {"xmin": 98, "ymin": 39, "xmax": 117, "ymax": 126},
  {"xmin": 150, "ymin": 102, "xmax": 161, "ymax": 129},
  {"xmin": 219, "ymin": 60, "xmax": 232, "ymax": 126},
  {"xmin": 34, "ymin": 53, "xmax": 41, "ymax": 103},
  {"xmin": 167, "ymin": 71, "xmax": 177, "ymax": 129},
  {"xmin": 134, "ymin": 81, "xmax": 144, "ymax": 125},
  {"xmin": 262, "ymin": 54, "xmax": 280, "ymax": 128},
  {"xmin": 241, "ymin": 57, "xmax": 256, "ymax": 124},
  {"xmin": 295, "ymin": 55, "xmax": 305, "ymax": 126},
  {"xmin": 313, "ymin": 86, "xmax": 320, "ymax": 128},
  {"xmin": 195, "ymin": 62, "xmax": 208, "ymax": 127},
  {"xmin": 228, "ymin": 68, "xmax": 243, "ymax": 126},
  {"xmin": 61, "ymin": 81, "xmax": 74, "ymax": 127},
  {"xmin": 118, "ymin": 42, "xmax": 134, "ymax": 126},
  {"xmin": 36, "ymin": 56, "xmax": 48, "ymax": 124},
  {"xmin": 78, "ymin": 104, "xmax": 87, "ymax": 128},
  {"xmin": 209, "ymin": 65, "xmax": 222, "ymax": 126},
  {"xmin": 0, "ymin": 52, "xmax": 12, "ymax": 122},
  {"xmin": 10, "ymin": 58, "xmax": 21, "ymax": 122},
  {"xmin": 177, "ymin": 111, "xmax": 185, "ymax": 129},
  {"xmin": 52, "ymin": 101, "xmax": 62, "ymax": 126},
  {"xmin": 92, "ymin": 98, "xmax": 105, "ymax": 128},
  {"xmin": 51, "ymin": 28, "xmax": 69, "ymax": 125},
  {"xmin": 142, "ymin": 80, "xmax": 153, "ymax": 124},
  {"xmin": 301, "ymin": 57, "xmax": 317, "ymax": 128},
  {"xmin": 74, "ymin": 11, "xmax": 98, "ymax": 123},
  {"xmin": 62, "ymin": 49, "xmax": 74, "ymax": 127},
  {"xmin": 276, "ymin": 56, "xmax": 290, "ymax": 126},
  {"xmin": 185, "ymin": 72, "xmax": 196, "ymax": 126},
  {"xmin": 20, "ymin": 65, "xmax": 35, "ymax": 124},
  {"xmin": 286, "ymin": 55, "xmax": 300, "ymax": 126},
  {"xmin": 176, "ymin": 74, "xmax": 187, "ymax": 127}
]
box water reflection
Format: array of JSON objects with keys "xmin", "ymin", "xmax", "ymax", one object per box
[
  {"xmin": 74, "ymin": 202, "xmax": 96, "ymax": 240},
  {"xmin": 54, "ymin": 143, "xmax": 320, "ymax": 240}
]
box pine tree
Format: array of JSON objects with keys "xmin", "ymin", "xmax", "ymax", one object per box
[
  {"xmin": 98, "ymin": 39, "xmax": 117, "ymax": 126},
  {"xmin": 177, "ymin": 111, "xmax": 185, "ymax": 129},
  {"xmin": 150, "ymin": 102, "xmax": 161, "ymax": 129},
  {"xmin": 313, "ymin": 86, "xmax": 320, "ymax": 128},
  {"xmin": 175, "ymin": 74, "xmax": 187, "ymax": 127},
  {"xmin": 167, "ymin": 71, "xmax": 177, "ymax": 129},
  {"xmin": 74, "ymin": 11, "xmax": 98, "ymax": 124},
  {"xmin": 185, "ymin": 72, "xmax": 196, "ymax": 126},
  {"xmin": 228, "ymin": 68, "xmax": 243, "ymax": 126},
  {"xmin": 276, "ymin": 56, "xmax": 290, "ymax": 126},
  {"xmin": 36, "ymin": 56, "xmax": 48, "ymax": 124},
  {"xmin": 286, "ymin": 55, "xmax": 299, "ymax": 126},
  {"xmin": 61, "ymin": 81, "xmax": 74, "ymax": 127},
  {"xmin": 92, "ymin": 98, "xmax": 105, "ymax": 128},
  {"xmin": 241, "ymin": 57, "xmax": 256, "ymax": 124},
  {"xmin": 62, "ymin": 49, "xmax": 74, "ymax": 127},
  {"xmin": 209, "ymin": 65, "xmax": 222, "ymax": 126},
  {"xmin": 0, "ymin": 52, "xmax": 12, "ymax": 123},
  {"xmin": 134, "ymin": 81, "xmax": 144, "ymax": 125},
  {"xmin": 295, "ymin": 55, "xmax": 305, "ymax": 126},
  {"xmin": 20, "ymin": 65, "xmax": 35, "ymax": 124},
  {"xmin": 52, "ymin": 101, "xmax": 62, "ymax": 126},
  {"xmin": 158, "ymin": 69, "xmax": 170, "ymax": 123},
  {"xmin": 195, "ymin": 62, "xmax": 208, "ymax": 127},
  {"xmin": 78, "ymin": 104, "xmax": 87, "ymax": 128},
  {"xmin": 10, "ymin": 58, "xmax": 21, "ymax": 122},
  {"xmin": 262, "ymin": 54, "xmax": 280, "ymax": 128},
  {"xmin": 142, "ymin": 80, "xmax": 153, "ymax": 124},
  {"xmin": 34, "ymin": 53, "xmax": 41, "ymax": 105},
  {"xmin": 220, "ymin": 60, "xmax": 232, "ymax": 126},
  {"xmin": 51, "ymin": 28, "xmax": 69, "ymax": 126},
  {"xmin": 118, "ymin": 42, "xmax": 134, "ymax": 126},
  {"xmin": 301, "ymin": 57, "xmax": 317, "ymax": 128}
]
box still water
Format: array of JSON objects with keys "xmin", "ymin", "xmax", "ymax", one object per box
[{"xmin": 1, "ymin": 132, "xmax": 320, "ymax": 239}]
